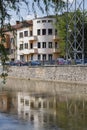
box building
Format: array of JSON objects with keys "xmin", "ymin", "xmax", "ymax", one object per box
[
  {"xmin": 0, "ymin": 16, "xmax": 60, "ymax": 62},
  {"xmin": 16, "ymin": 16, "xmax": 60, "ymax": 62},
  {"xmin": 0, "ymin": 25, "xmax": 17, "ymax": 61}
]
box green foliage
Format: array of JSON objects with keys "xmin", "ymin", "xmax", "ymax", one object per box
[
  {"xmin": 54, "ymin": 14, "xmax": 67, "ymax": 57},
  {"xmin": 54, "ymin": 10, "xmax": 87, "ymax": 58},
  {"xmin": 1, "ymin": 72, "xmax": 8, "ymax": 84}
]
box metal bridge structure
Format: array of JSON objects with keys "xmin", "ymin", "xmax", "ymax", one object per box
[{"xmin": 66, "ymin": 0, "xmax": 85, "ymax": 63}]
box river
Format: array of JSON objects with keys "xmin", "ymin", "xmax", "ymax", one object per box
[{"xmin": 0, "ymin": 78, "xmax": 87, "ymax": 130}]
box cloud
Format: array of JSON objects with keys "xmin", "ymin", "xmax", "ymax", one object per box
[
  {"xmin": 25, "ymin": 14, "xmax": 40, "ymax": 20},
  {"xmin": 10, "ymin": 18, "xmax": 16, "ymax": 25},
  {"xmin": 63, "ymin": 0, "xmax": 73, "ymax": 2},
  {"xmin": 25, "ymin": 14, "xmax": 35, "ymax": 20}
]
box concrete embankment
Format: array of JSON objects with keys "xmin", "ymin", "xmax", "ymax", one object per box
[{"xmin": 7, "ymin": 65, "xmax": 87, "ymax": 85}]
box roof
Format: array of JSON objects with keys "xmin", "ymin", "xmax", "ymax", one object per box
[
  {"xmin": 1, "ymin": 15, "xmax": 55, "ymax": 32},
  {"xmin": 33, "ymin": 15, "xmax": 55, "ymax": 20},
  {"xmin": 12, "ymin": 20, "xmax": 33, "ymax": 30},
  {"xmin": 0, "ymin": 20, "xmax": 33, "ymax": 32}
]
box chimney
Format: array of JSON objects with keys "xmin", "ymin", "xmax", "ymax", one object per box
[{"xmin": 16, "ymin": 21, "xmax": 20, "ymax": 24}]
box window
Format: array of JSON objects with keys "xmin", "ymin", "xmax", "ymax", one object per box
[
  {"xmin": 42, "ymin": 42, "xmax": 46, "ymax": 48},
  {"xmin": 30, "ymin": 30, "xmax": 32, "ymax": 36},
  {"xmin": 37, "ymin": 20, "xmax": 40, "ymax": 23},
  {"xmin": 48, "ymin": 42, "xmax": 52, "ymax": 48},
  {"xmin": 20, "ymin": 55, "xmax": 24, "ymax": 61},
  {"xmin": 38, "ymin": 54, "xmax": 41, "ymax": 60},
  {"xmin": 55, "ymin": 29, "xmax": 57, "ymax": 35},
  {"xmin": 42, "ymin": 29, "xmax": 46, "ymax": 35},
  {"xmin": 48, "ymin": 54, "xmax": 52, "ymax": 61},
  {"xmin": 20, "ymin": 99, "xmax": 24, "ymax": 103},
  {"xmin": 10, "ymin": 38, "xmax": 14, "ymax": 44},
  {"xmin": 38, "ymin": 42, "xmax": 41, "ymax": 48},
  {"xmin": 30, "ymin": 102, "xmax": 34, "ymax": 108},
  {"xmin": 37, "ymin": 29, "xmax": 40, "ymax": 35},
  {"xmin": 48, "ymin": 29, "xmax": 52, "ymax": 35},
  {"xmin": 48, "ymin": 20, "xmax": 53, "ymax": 23},
  {"xmin": 25, "ymin": 43, "xmax": 28, "ymax": 49},
  {"xmin": 20, "ymin": 44, "xmax": 23, "ymax": 50},
  {"xmin": 11, "ymin": 49, "xmax": 14, "ymax": 53},
  {"xmin": 19, "ymin": 32, "xmax": 23, "ymax": 38},
  {"xmin": 31, "ymin": 55, "xmax": 33, "ymax": 60},
  {"xmin": 42, "ymin": 20, "xmax": 46, "ymax": 23},
  {"xmin": 30, "ymin": 43, "xmax": 33, "ymax": 49},
  {"xmin": 38, "ymin": 102, "xmax": 41, "ymax": 108},
  {"xmin": 49, "ymin": 102, "xmax": 53, "ymax": 108},
  {"xmin": 55, "ymin": 42, "xmax": 58, "ymax": 48},
  {"xmin": 43, "ymin": 102, "xmax": 47, "ymax": 108},
  {"xmin": 24, "ymin": 31, "xmax": 28, "ymax": 37},
  {"xmin": 43, "ymin": 54, "xmax": 46, "ymax": 60},
  {"xmin": 25, "ymin": 100, "xmax": 29, "ymax": 106}
]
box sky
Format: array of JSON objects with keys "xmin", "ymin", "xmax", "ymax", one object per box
[{"xmin": 8, "ymin": 0, "xmax": 87, "ymax": 25}]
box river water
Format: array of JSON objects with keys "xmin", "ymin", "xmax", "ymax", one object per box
[{"xmin": 0, "ymin": 78, "xmax": 87, "ymax": 130}]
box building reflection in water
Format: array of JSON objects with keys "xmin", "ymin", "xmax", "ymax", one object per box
[
  {"xmin": 0, "ymin": 93, "xmax": 9, "ymax": 112},
  {"xmin": 0, "ymin": 92, "xmax": 17, "ymax": 114},
  {"xmin": 18, "ymin": 92, "xmax": 56, "ymax": 126},
  {"xmin": 1, "ymin": 79, "xmax": 87, "ymax": 129}
]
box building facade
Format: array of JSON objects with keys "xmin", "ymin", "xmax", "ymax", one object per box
[
  {"xmin": 5, "ymin": 30, "xmax": 17, "ymax": 61},
  {"xmin": 0, "ymin": 25, "xmax": 17, "ymax": 61},
  {"xmin": 17, "ymin": 16, "xmax": 60, "ymax": 62}
]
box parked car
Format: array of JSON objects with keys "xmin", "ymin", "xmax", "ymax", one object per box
[
  {"xmin": 29, "ymin": 60, "xmax": 41, "ymax": 66},
  {"xmin": 9, "ymin": 60, "xmax": 21, "ymax": 66},
  {"xmin": 57, "ymin": 58, "xmax": 71, "ymax": 65},
  {"xmin": 75, "ymin": 59, "xmax": 83, "ymax": 64},
  {"xmin": 9, "ymin": 60, "xmax": 28, "ymax": 66},
  {"xmin": 57, "ymin": 58, "xmax": 66, "ymax": 65},
  {"xmin": 84, "ymin": 58, "xmax": 87, "ymax": 64}
]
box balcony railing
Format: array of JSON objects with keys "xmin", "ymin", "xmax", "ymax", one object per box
[
  {"xmin": 53, "ymin": 48, "xmax": 60, "ymax": 53},
  {"xmin": 53, "ymin": 35, "xmax": 59, "ymax": 41},
  {"xmin": 34, "ymin": 48, "xmax": 38, "ymax": 53},
  {"xmin": 29, "ymin": 36, "xmax": 37, "ymax": 41}
]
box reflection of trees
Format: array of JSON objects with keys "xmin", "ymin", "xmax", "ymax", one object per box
[
  {"xmin": 1, "ymin": 90, "xmax": 87, "ymax": 130},
  {"xmin": 0, "ymin": 92, "xmax": 17, "ymax": 113},
  {"xmin": 55, "ymin": 98, "xmax": 87, "ymax": 129}
]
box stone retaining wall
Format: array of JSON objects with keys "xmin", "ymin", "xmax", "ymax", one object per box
[{"xmin": 8, "ymin": 65, "xmax": 87, "ymax": 84}]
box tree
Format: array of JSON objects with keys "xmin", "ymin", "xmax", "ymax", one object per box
[{"xmin": 54, "ymin": 13, "xmax": 67, "ymax": 57}]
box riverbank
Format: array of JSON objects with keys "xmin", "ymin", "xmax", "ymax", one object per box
[{"xmin": 7, "ymin": 65, "xmax": 87, "ymax": 85}]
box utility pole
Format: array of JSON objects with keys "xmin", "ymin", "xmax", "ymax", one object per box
[{"xmin": 66, "ymin": 0, "xmax": 85, "ymax": 63}]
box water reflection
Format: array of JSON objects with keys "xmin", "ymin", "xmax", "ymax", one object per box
[
  {"xmin": 0, "ymin": 79, "xmax": 87, "ymax": 130},
  {"xmin": 18, "ymin": 92, "xmax": 56, "ymax": 125}
]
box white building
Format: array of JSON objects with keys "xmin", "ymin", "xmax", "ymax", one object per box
[{"xmin": 16, "ymin": 16, "xmax": 60, "ymax": 62}]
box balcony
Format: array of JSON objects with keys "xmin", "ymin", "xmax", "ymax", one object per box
[
  {"xmin": 18, "ymin": 48, "xmax": 38, "ymax": 54},
  {"xmin": 53, "ymin": 35, "xmax": 60, "ymax": 41},
  {"xmin": 53, "ymin": 48, "xmax": 60, "ymax": 53},
  {"xmin": 29, "ymin": 48, "xmax": 38, "ymax": 54},
  {"xmin": 29, "ymin": 36, "xmax": 37, "ymax": 41},
  {"xmin": 34, "ymin": 48, "xmax": 38, "ymax": 53}
]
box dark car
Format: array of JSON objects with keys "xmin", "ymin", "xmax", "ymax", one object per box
[
  {"xmin": 10, "ymin": 60, "xmax": 28, "ymax": 66},
  {"xmin": 75, "ymin": 59, "xmax": 83, "ymax": 64},
  {"xmin": 29, "ymin": 60, "xmax": 41, "ymax": 66},
  {"xmin": 9, "ymin": 60, "xmax": 21, "ymax": 66}
]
